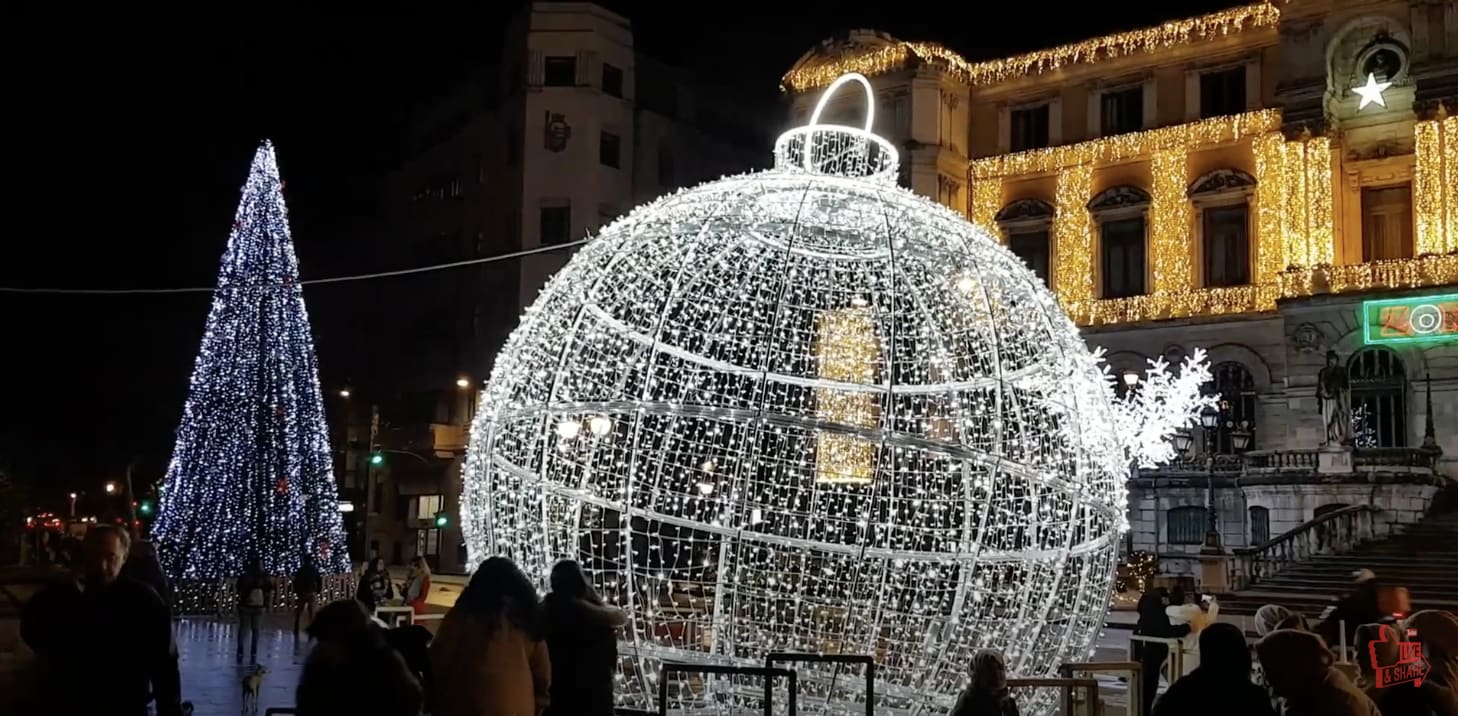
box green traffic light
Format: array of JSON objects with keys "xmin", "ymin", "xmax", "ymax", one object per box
[
  {"xmin": 434, "ymin": 511, "xmax": 449, "ymax": 528},
  {"xmin": 138, "ymin": 500, "xmax": 154, "ymax": 516},
  {"xmin": 370, "ymin": 453, "xmax": 384, "ymax": 466}
]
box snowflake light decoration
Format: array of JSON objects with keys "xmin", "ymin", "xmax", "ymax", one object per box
[{"xmin": 462, "ymin": 74, "xmax": 1209, "ymax": 715}]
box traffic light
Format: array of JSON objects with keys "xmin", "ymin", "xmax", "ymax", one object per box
[
  {"xmin": 138, "ymin": 499, "xmax": 155, "ymax": 517},
  {"xmin": 370, "ymin": 453, "xmax": 385, "ymax": 466},
  {"xmin": 434, "ymin": 511, "xmax": 449, "ymax": 528}
]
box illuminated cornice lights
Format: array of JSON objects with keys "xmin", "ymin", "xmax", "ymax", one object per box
[
  {"xmin": 781, "ymin": 3, "xmax": 1279, "ymax": 92},
  {"xmin": 1354, "ymin": 73, "xmax": 1392, "ymax": 110}
]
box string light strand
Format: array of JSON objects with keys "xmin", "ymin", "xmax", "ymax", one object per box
[{"xmin": 0, "ymin": 239, "xmax": 593, "ymax": 295}]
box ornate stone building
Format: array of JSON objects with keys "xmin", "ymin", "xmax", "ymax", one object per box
[{"xmin": 784, "ymin": 1, "xmax": 1458, "ymax": 576}]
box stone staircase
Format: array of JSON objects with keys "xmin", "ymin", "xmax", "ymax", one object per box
[{"xmin": 1220, "ymin": 507, "xmax": 1458, "ymax": 619}]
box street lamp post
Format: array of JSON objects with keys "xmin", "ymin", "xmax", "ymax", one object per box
[{"xmin": 69, "ymin": 492, "xmax": 79, "ymax": 519}]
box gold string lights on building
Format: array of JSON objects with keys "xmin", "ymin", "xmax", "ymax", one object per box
[
  {"xmin": 1150, "ymin": 150, "xmax": 1194, "ymax": 294},
  {"xmin": 970, "ymin": 110, "xmax": 1282, "ymax": 180},
  {"xmin": 782, "ymin": 3, "xmax": 1279, "ymax": 92},
  {"xmin": 974, "ymin": 111, "xmax": 1281, "ymax": 312},
  {"xmin": 1415, "ymin": 116, "xmax": 1458, "ymax": 255},
  {"xmin": 1252, "ymin": 133, "xmax": 1288, "ymax": 284},
  {"xmin": 813, "ymin": 305, "xmax": 881, "ymax": 485},
  {"xmin": 1053, "ymin": 166, "xmax": 1095, "ymax": 305}
]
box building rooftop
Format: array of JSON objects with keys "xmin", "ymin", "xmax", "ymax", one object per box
[{"xmin": 781, "ymin": 2, "xmax": 1280, "ymax": 92}]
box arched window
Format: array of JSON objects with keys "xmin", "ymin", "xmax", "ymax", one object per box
[
  {"xmin": 1249, "ymin": 506, "xmax": 1270, "ymax": 545},
  {"xmin": 1166, "ymin": 506, "xmax": 1207, "ymax": 545},
  {"xmin": 1203, "ymin": 361, "xmax": 1257, "ymax": 453},
  {"xmin": 1349, "ymin": 348, "xmax": 1408, "ymax": 448},
  {"xmin": 996, "ymin": 199, "xmax": 1054, "ymax": 287},
  {"xmin": 1188, "ymin": 169, "xmax": 1256, "ymax": 288},
  {"xmin": 1088, "ymin": 186, "xmax": 1150, "ymax": 299}
]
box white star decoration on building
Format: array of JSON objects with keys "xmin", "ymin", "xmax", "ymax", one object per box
[{"xmin": 1354, "ymin": 72, "xmax": 1392, "ymax": 110}]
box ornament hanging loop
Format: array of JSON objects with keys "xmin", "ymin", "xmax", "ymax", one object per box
[
  {"xmin": 807, "ymin": 73, "xmax": 876, "ymax": 134},
  {"xmin": 772, "ymin": 72, "xmax": 898, "ymax": 182}
]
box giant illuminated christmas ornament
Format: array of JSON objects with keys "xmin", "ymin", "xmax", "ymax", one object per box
[{"xmin": 462, "ymin": 74, "xmax": 1212, "ymax": 715}]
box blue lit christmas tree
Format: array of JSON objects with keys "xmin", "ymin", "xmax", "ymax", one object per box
[{"xmin": 153, "ymin": 141, "xmax": 350, "ymax": 588}]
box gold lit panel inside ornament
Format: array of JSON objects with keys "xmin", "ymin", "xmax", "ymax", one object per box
[{"xmin": 813, "ymin": 305, "xmax": 880, "ymax": 485}]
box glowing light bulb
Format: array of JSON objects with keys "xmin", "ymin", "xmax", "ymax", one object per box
[
  {"xmin": 588, "ymin": 415, "xmax": 612, "ymax": 436},
  {"xmin": 556, "ymin": 419, "xmax": 580, "ymax": 440}
]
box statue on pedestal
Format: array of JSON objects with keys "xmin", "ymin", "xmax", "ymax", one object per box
[{"xmin": 1317, "ymin": 350, "xmax": 1351, "ymax": 447}]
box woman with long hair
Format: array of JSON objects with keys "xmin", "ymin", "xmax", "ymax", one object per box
[
  {"xmin": 357, "ymin": 557, "xmax": 393, "ymax": 614},
  {"xmin": 949, "ymin": 649, "xmax": 1019, "ymax": 716},
  {"xmin": 297, "ymin": 600, "xmax": 422, "ymax": 716},
  {"xmin": 543, "ymin": 560, "xmax": 626, "ymax": 716},
  {"xmin": 403, "ymin": 555, "xmax": 432, "ymax": 616},
  {"xmin": 430, "ymin": 557, "xmax": 550, "ymax": 716}
]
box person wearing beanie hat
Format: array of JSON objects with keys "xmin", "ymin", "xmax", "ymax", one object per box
[{"xmin": 1257, "ymin": 629, "xmax": 1381, "ymax": 716}]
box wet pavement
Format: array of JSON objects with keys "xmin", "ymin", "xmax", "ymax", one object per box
[
  {"xmin": 162, "ymin": 612, "xmax": 1141, "ymax": 716},
  {"xmin": 177, "ymin": 614, "xmax": 310, "ymax": 715}
]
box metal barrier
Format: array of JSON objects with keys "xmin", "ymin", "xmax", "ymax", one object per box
[
  {"xmin": 1006, "ymin": 677, "xmax": 1100, "ymax": 716},
  {"xmin": 1126, "ymin": 634, "xmax": 1186, "ymax": 681},
  {"xmin": 374, "ymin": 605, "xmax": 415, "ymax": 628},
  {"xmin": 1060, "ymin": 661, "xmax": 1143, "ymax": 716},
  {"xmin": 658, "ymin": 663, "xmax": 797, "ymax": 716},
  {"xmin": 764, "ymin": 652, "xmax": 874, "ymax": 716}
]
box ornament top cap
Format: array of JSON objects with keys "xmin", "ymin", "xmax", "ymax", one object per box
[{"xmin": 773, "ymin": 73, "xmax": 900, "ymax": 184}]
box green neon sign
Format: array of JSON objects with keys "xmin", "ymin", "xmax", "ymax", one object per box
[{"xmin": 1362, "ymin": 293, "xmax": 1458, "ymax": 345}]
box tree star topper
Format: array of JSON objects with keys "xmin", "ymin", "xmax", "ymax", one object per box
[{"xmin": 1354, "ymin": 72, "xmax": 1392, "ymax": 110}]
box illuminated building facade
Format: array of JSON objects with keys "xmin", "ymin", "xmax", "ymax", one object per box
[{"xmin": 785, "ymin": 1, "xmax": 1458, "ymax": 576}]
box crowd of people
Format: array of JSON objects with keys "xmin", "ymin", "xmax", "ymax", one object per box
[
  {"xmin": 1128, "ymin": 578, "xmax": 1458, "ymax": 716},
  {"xmin": 14, "ymin": 526, "xmax": 1458, "ymax": 716}
]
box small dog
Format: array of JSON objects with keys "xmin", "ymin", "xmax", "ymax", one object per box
[{"xmin": 241, "ymin": 666, "xmax": 267, "ymax": 713}]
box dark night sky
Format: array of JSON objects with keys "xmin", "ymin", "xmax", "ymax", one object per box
[{"xmin": 5, "ymin": 1, "xmax": 1241, "ymax": 502}]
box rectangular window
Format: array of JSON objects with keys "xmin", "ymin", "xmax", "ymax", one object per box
[
  {"xmin": 540, "ymin": 205, "xmax": 571, "ymax": 246},
  {"xmin": 1100, "ymin": 217, "xmax": 1147, "ymax": 299},
  {"xmin": 1200, "ymin": 66, "xmax": 1247, "ymax": 119},
  {"xmin": 1249, "ymin": 507, "xmax": 1270, "ymax": 545},
  {"xmin": 1100, "ymin": 86, "xmax": 1144, "ymax": 136},
  {"xmin": 1008, "ymin": 230, "xmax": 1051, "ymax": 287},
  {"xmin": 1203, "ymin": 204, "xmax": 1251, "ymax": 287},
  {"xmin": 1361, "ymin": 184, "xmax": 1413, "ymax": 261},
  {"xmin": 1010, "ymin": 104, "xmax": 1050, "ymax": 152},
  {"xmin": 602, "ymin": 63, "xmax": 623, "ymax": 98},
  {"xmin": 413, "ymin": 494, "xmax": 443, "ymax": 521},
  {"xmin": 1167, "ymin": 507, "xmax": 1207, "ymax": 545},
  {"xmin": 544, "ymin": 56, "xmax": 576, "ymax": 87},
  {"xmin": 599, "ymin": 130, "xmax": 621, "ymax": 169}
]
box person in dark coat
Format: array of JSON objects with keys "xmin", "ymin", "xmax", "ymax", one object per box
[
  {"xmin": 120, "ymin": 539, "xmax": 171, "ymax": 609},
  {"xmin": 1257, "ymin": 629, "xmax": 1381, "ymax": 716},
  {"xmin": 297, "ymin": 600, "xmax": 422, "ymax": 716},
  {"xmin": 1151, "ymin": 623, "xmax": 1276, "ymax": 716},
  {"xmin": 949, "ymin": 649, "xmax": 1019, "ymax": 716},
  {"xmin": 543, "ymin": 560, "xmax": 625, "ymax": 716},
  {"xmin": 386, "ymin": 623, "xmax": 435, "ymax": 712},
  {"xmin": 1321, "ymin": 570, "xmax": 1384, "ymax": 649},
  {"xmin": 21, "ymin": 525, "xmax": 183, "ymax": 716},
  {"xmin": 1135, "ymin": 588, "xmax": 1191, "ymax": 716},
  {"xmin": 357, "ymin": 557, "xmax": 394, "ymax": 613},
  {"xmin": 293, "ymin": 555, "xmax": 323, "ymax": 636}
]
